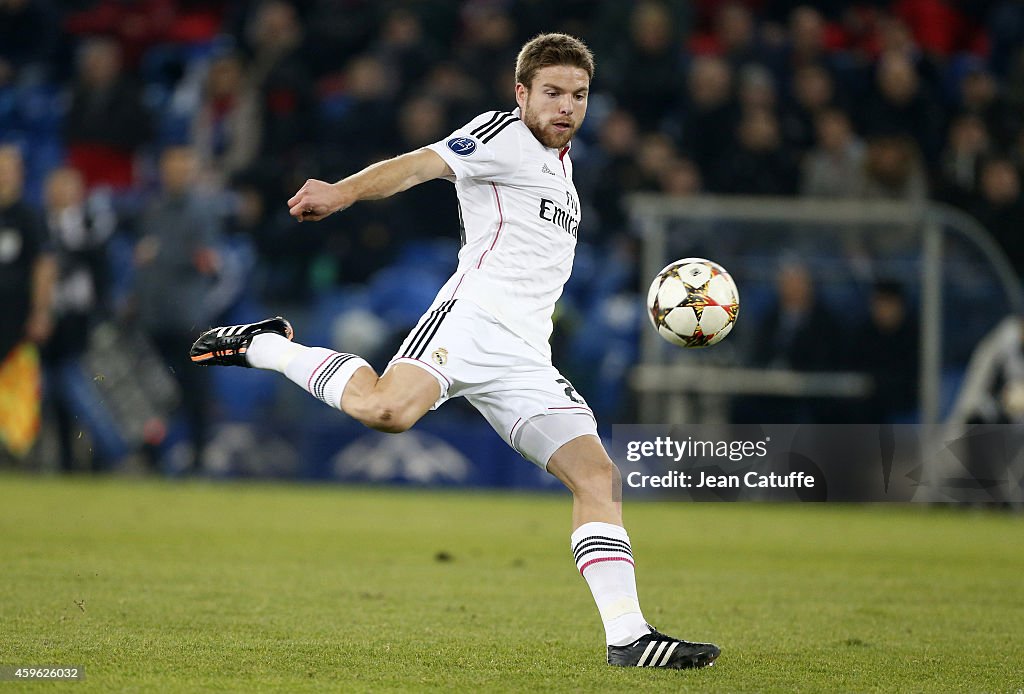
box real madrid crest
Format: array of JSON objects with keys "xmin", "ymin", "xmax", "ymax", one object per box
[{"xmin": 431, "ymin": 347, "xmax": 448, "ymax": 367}]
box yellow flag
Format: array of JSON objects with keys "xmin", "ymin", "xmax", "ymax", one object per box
[{"xmin": 0, "ymin": 342, "xmax": 42, "ymax": 458}]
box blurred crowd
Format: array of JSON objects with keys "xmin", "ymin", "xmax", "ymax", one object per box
[{"xmin": 3, "ymin": 0, "xmax": 1024, "ymax": 470}]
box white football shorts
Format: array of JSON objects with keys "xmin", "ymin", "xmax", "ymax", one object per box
[{"xmin": 386, "ymin": 299, "xmax": 598, "ymax": 469}]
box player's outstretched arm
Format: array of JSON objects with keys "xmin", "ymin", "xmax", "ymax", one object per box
[{"xmin": 288, "ymin": 148, "xmax": 453, "ymax": 222}]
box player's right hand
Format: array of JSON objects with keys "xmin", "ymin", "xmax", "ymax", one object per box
[{"xmin": 288, "ymin": 179, "xmax": 346, "ymax": 222}]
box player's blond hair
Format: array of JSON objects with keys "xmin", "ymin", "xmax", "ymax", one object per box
[{"xmin": 515, "ymin": 33, "xmax": 595, "ymax": 89}]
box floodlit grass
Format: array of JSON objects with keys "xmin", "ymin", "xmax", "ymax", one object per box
[{"xmin": 1, "ymin": 474, "xmax": 1022, "ymax": 692}]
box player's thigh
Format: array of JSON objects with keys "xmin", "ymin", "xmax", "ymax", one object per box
[{"xmin": 375, "ymin": 362, "xmax": 442, "ymax": 411}]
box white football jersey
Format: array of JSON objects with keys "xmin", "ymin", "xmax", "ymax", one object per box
[{"xmin": 426, "ymin": 107, "xmax": 581, "ymax": 360}]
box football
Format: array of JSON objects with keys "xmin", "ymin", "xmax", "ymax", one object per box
[{"xmin": 646, "ymin": 258, "xmax": 740, "ymax": 347}]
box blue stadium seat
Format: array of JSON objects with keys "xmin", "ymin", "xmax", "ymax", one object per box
[
  {"xmin": 368, "ymin": 264, "xmax": 445, "ymax": 327},
  {"xmin": 318, "ymin": 92, "xmax": 353, "ymax": 122},
  {"xmin": 735, "ymin": 280, "xmax": 775, "ymax": 324},
  {"xmin": 819, "ymin": 282, "xmax": 868, "ymax": 323},
  {"xmin": 17, "ymin": 83, "xmax": 63, "ymax": 135},
  {"xmin": 210, "ymin": 360, "xmax": 282, "ymax": 423},
  {"xmin": 563, "ymin": 242, "xmax": 598, "ymax": 307},
  {"xmin": 302, "ymin": 287, "xmax": 372, "ymax": 349},
  {"xmin": 568, "ymin": 294, "xmax": 641, "ymax": 419},
  {"xmin": 394, "ymin": 238, "xmax": 459, "ymax": 276},
  {"xmin": 0, "ymin": 87, "xmax": 16, "ymax": 136},
  {"xmin": 942, "ymin": 54, "xmax": 985, "ymax": 106},
  {"xmin": 23, "ymin": 134, "xmax": 65, "ymax": 203},
  {"xmin": 140, "ymin": 40, "xmax": 222, "ymax": 89},
  {"xmin": 105, "ymin": 233, "xmax": 138, "ymax": 311}
]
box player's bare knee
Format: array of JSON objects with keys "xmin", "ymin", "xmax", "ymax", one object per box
[
  {"xmin": 587, "ymin": 458, "xmax": 619, "ymax": 491},
  {"xmin": 568, "ymin": 457, "xmax": 619, "ymax": 499},
  {"xmin": 360, "ymin": 396, "xmax": 417, "ymax": 433},
  {"xmin": 363, "ymin": 409, "xmax": 407, "ymax": 433}
]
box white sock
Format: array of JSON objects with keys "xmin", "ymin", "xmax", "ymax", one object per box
[
  {"xmin": 571, "ymin": 521, "xmax": 650, "ymax": 646},
  {"xmin": 247, "ymin": 333, "xmax": 369, "ymax": 410},
  {"xmin": 247, "ymin": 333, "xmax": 305, "ymax": 372}
]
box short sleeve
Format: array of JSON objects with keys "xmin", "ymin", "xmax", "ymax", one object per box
[{"xmin": 426, "ymin": 110, "xmax": 522, "ymax": 183}]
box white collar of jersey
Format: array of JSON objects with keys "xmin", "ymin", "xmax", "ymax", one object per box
[{"xmin": 512, "ymin": 106, "xmax": 572, "ymax": 157}]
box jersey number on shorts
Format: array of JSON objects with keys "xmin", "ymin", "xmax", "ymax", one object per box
[{"xmin": 556, "ymin": 378, "xmax": 584, "ymax": 404}]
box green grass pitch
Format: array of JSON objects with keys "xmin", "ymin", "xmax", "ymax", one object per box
[{"xmin": 1, "ymin": 474, "xmax": 1022, "ymax": 692}]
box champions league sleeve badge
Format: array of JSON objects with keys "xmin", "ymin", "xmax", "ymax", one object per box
[{"xmin": 446, "ymin": 137, "xmax": 478, "ymax": 156}]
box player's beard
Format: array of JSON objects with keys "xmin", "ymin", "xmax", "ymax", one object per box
[{"xmin": 522, "ymin": 104, "xmax": 578, "ymax": 149}]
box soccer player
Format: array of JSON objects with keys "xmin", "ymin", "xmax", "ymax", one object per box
[{"xmin": 191, "ymin": 33, "xmax": 720, "ymax": 670}]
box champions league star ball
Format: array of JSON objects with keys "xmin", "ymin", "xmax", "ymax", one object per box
[{"xmin": 646, "ymin": 258, "xmax": 740, "ymax": 347}]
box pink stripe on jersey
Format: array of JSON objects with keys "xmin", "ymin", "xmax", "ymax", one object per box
[
  {"xmin": 476, "ymin": 183, "xmax": 504, "ymax": 269},
  {"xmin": 448, "ymin": 272, "xmax": 466, "ymax": 300}
]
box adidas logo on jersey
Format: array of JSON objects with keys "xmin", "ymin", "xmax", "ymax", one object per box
[{"xmin": 541, "ymin": 163, "xmax": 558, "ymax": 176}]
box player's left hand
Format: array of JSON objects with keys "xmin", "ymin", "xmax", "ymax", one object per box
[{"xmin": 287, "ymin": 179, "xmax": 346, "ymax": 222}]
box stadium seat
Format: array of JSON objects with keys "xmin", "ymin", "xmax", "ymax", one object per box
[
  {"xmin": 18, "ymin": 83, "xmax": 63, "ymax": 135},
  {"xmin": 210, "ymin": 363, "xmax": 282, "ymax": 423},
  {"xmin": 368, "ymin": 264, "xmax": 445, "ymax": 327},
  {"xmin": 394, "ymin": 238, "xmax": 459, "ymax": 277},
  {"xmin": 303, "ymin": 287, "xmax": 372, "ymax": 348},
  {"xmin": 9, "ymin": 133, "xmax": 66, "ymax": 206},
  {"xmin": 568, "ymin": 294, "xmax": 640, "ymax": 419},
  {"xmin": 0, "ymin": 88, "xmax": 16, "ymax": 136}
]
